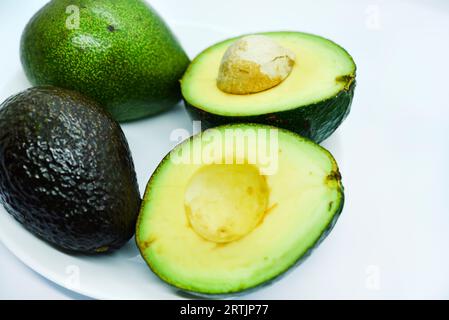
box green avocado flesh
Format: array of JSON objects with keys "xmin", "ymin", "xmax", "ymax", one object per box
[
  {"xmin": 181, "ymin": 32, "xmax": 356, "ymax": 142},
  {"xmin": 20, "ymin": 0, "xmax": 190, "ymax": 122},
  {"xmin": 137, "ymin": 124, "xmax": 344, "ymax": 295},
  {"xmin": 0, "ymin": 87, "xmax": 141, "ymax": 253}
]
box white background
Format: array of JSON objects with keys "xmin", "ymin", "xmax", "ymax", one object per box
[{"xmin": 1, "ymin": 0, "xmax": 449, "ymax": 299}]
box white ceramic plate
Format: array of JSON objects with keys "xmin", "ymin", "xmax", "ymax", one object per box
[{"xmin": 1, "ymin": 0, "xmax": 449, "ymax": 299}]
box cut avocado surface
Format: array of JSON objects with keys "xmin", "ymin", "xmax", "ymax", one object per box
[
  {"xmin": 181, "ymin": 32, "xmax": 356, "ymax": 142},
  {"xmin": 137, "ymin": 124, "xmax": 344, "ymax": 295}
]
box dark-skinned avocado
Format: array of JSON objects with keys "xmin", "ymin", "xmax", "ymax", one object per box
[
  {"xmin": 0, "ymin": 86, "xmax": 141, "ymax": 253},
  {"xmin": 136, "ymin": 124, "xmax": 344, "ymax": 296},
  {"xmin": 181, "ymin": 32, "xmax": 356, "ymax": 143},
  {"xmin": 21, "ymin": 0, "xmax": 190, "ymax": 122}
]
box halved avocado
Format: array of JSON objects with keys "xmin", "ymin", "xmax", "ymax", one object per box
[
  {"xmin": 181, "ymin": 32, "xmax": 356, "ymax": 143},
  {"xmin": 136, "ymin": 124, "xmax": 344, "ymax": 296}
]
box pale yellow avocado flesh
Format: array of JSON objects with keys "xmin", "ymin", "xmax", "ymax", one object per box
[
  {"xmin": 181, "ymin": 32, "xmax": 356, "ymax": 116},
  {"xmin": 137, "ymin": 124, "xmax": 343, "ymax": 294}
]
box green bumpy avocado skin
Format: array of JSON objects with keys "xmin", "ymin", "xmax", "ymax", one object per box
[{"xmin": 20, "ymin": 0, "xmax": 190, "ymax": 122}]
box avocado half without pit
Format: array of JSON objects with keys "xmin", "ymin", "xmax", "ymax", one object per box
[
  {"xmin": 181, "ymin": 32, "xmax": 356, "ymax": 143},
  {"xmin": 137, "ymin": 124, "xmax": 344, "ymax": 295}
]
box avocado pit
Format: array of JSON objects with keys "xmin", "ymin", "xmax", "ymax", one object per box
[{"xmin": 217, "ymin": 35, "xmax": 296, "ymax": 95}]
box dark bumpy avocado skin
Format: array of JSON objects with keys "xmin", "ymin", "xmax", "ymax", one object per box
[
  {"xmin": 0, "ymin": 87, "xmax": 141, "ymax": 253},
  {"xmin": 185, "ymin": 81, "xmax": 355, "ymax": 144},
  {"xmin": 21, "ymin": 0, "xmax": 190, "ymax": 122}
]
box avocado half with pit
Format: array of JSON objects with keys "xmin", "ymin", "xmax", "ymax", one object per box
[
  {"xmin": 181, "ymin": 32, "xmax": 356, "ymax": 143},
  {"xmin": 136, "ymin": 124, "xmax": 344, "ymax": 296}
]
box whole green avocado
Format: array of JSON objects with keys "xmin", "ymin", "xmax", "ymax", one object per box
[
  {"xmin": 20, "ymin": 0, "xmax": 190, "ymax": 122},
  {"xmin": 0, "ymin": 86, "xmax": 141, "ymax": 253}
]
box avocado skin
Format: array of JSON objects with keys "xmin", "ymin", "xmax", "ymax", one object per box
[
  {"xmin": 184, "ymin": 81, "xmax": 355, "ymax": 143},
  {"xmin": 136, "ymin": 124, "xmax": 344, "ymax": 297},
  {"xmin": 0, "ymin": 86, "xmax": 141, "ymax": 253},
  {"xmin": 20, "ymin": 0, "xmax": 190, "ymax": 122}
]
